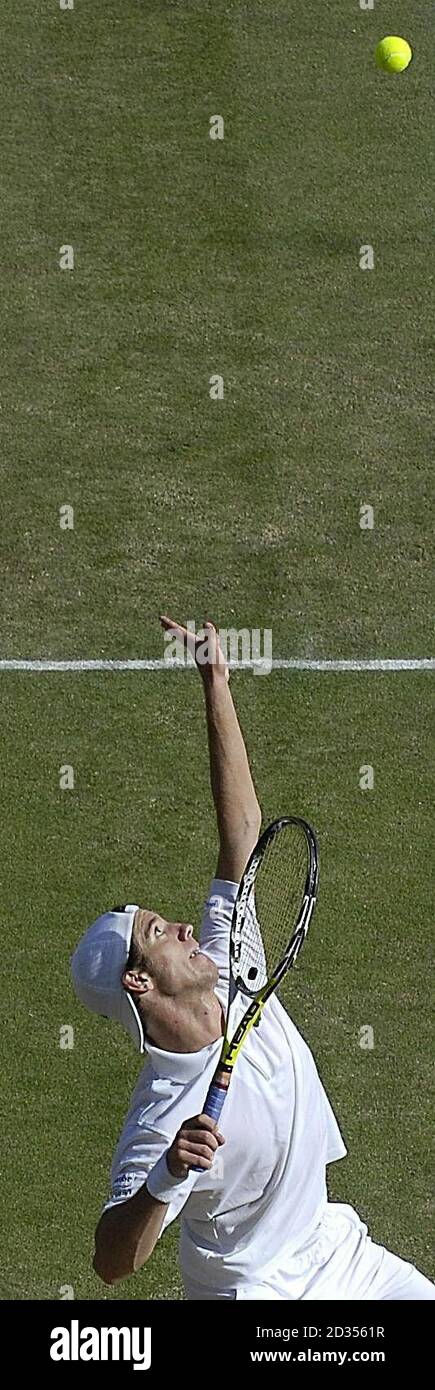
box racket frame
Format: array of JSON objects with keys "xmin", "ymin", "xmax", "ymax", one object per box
[{"xmin": 195, "ymin": 816, "xmax": 319, "ymax": 1134}]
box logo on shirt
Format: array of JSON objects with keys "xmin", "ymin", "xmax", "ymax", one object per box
[
  {"xmin": 111, "ymin": 1171, "xmax": 136, "ymax": 1201},
  {"xmin": 208, "ymin": 895, "xmax": 226, "ymax": 921}
]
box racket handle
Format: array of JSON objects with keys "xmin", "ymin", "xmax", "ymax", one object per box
[
  {"xmin": 203, "ymin": 1081, "xmax": 227, "ymax": 1123},
  {"xmin": 191, "ymin": 1081, "xmax": 227, "ymax": 1173}
]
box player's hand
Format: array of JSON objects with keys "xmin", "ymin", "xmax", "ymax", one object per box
[
  {"xmin": 167, "ymin": 1113, "xmax": 225, "ymax": 1177},
  {"xmin": 160, "ymin": 616, "xmax": 229, "ymax": 683}
]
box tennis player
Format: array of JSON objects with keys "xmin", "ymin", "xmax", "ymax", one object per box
[{"xmin": 71, "ymin": 616, "xmax": 434, "ymax": 1301}]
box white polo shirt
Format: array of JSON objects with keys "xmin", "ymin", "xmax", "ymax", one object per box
[{"xmin": 103, "ymin": 879, "xmax": 347, "ymax": 1293}]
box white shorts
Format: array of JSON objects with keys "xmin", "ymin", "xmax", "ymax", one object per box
[{"xmin": 183, "ymin": 1203, "xmax": 435, "ymax": 1301}]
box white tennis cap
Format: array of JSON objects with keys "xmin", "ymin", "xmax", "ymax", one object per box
[{"xmin": 71, "ymin": 905, "xmax": 145, "ymax": 1053}]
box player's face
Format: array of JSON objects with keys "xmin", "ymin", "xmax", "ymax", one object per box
[{"xmin": 132, "ymin": 908, "xmax": 218, "ymax": 997}]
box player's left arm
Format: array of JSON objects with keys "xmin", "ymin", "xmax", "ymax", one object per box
[{"xmin": 160, "ymin": 615, "xmax": 262, "ymax": 880}]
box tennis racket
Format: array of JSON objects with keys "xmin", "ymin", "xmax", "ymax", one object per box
[{"xmin": 193, "ymin": 816, "xmax": 318, "ymax": 1163}]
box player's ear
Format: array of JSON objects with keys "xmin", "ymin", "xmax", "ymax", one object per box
[{"xmin": 122, "ymin": 968, "xmax": 153, "ymax": 995}]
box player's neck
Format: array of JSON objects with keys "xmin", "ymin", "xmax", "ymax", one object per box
[{"xmin": 143, "ymin": 988, "xmax": 224, "ymax": 1054}]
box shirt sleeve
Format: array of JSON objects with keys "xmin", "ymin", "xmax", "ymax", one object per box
[
  {"xmin": 198, "ymin": 878, "xmax": 239, "ymax": 986},
  {"xmin": 101, "ymin": 1116, "xmax": 200, "ymax": 1233}
]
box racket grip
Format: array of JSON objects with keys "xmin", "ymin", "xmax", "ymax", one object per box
[
  {"xmin": 191, "ymin": 1082, "xmax": 227, "ymax": 1173},
  {"xmin": 203, "ymin": 1081, "xmax": 227, "ymax": 1123}
]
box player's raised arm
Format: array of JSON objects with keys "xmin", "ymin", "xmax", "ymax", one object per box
[{"xmin": 160, "ymin": 617, "xmax": 262, "ymax": 881}]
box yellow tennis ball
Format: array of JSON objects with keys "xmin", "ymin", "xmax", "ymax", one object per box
[{"xmin": 375, "ymin": 36, "xmax": 412, "ymax": 73}]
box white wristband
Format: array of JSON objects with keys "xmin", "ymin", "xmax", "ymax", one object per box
[{"xmin": 146, "ymin": 1151, "xmax": 190, "ymax": 1205}]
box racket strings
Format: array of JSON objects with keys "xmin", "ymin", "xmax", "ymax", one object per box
[{"xmin": 234, "ymin": 823, "xmax": 311, "ymax": 993}]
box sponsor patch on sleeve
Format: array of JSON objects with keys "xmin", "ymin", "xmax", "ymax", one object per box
[
  {"xmin": 110, "ymin": 1171, "xmax": 137, "ymax": 1203},
  {"xmin": 207, "ymin": 894, "xmax": 227, "ymax": 921}
]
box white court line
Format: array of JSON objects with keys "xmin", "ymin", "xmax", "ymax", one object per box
[{"xmin": 0, "ymin": 658, "xmax": 433, "ymax": 672}]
